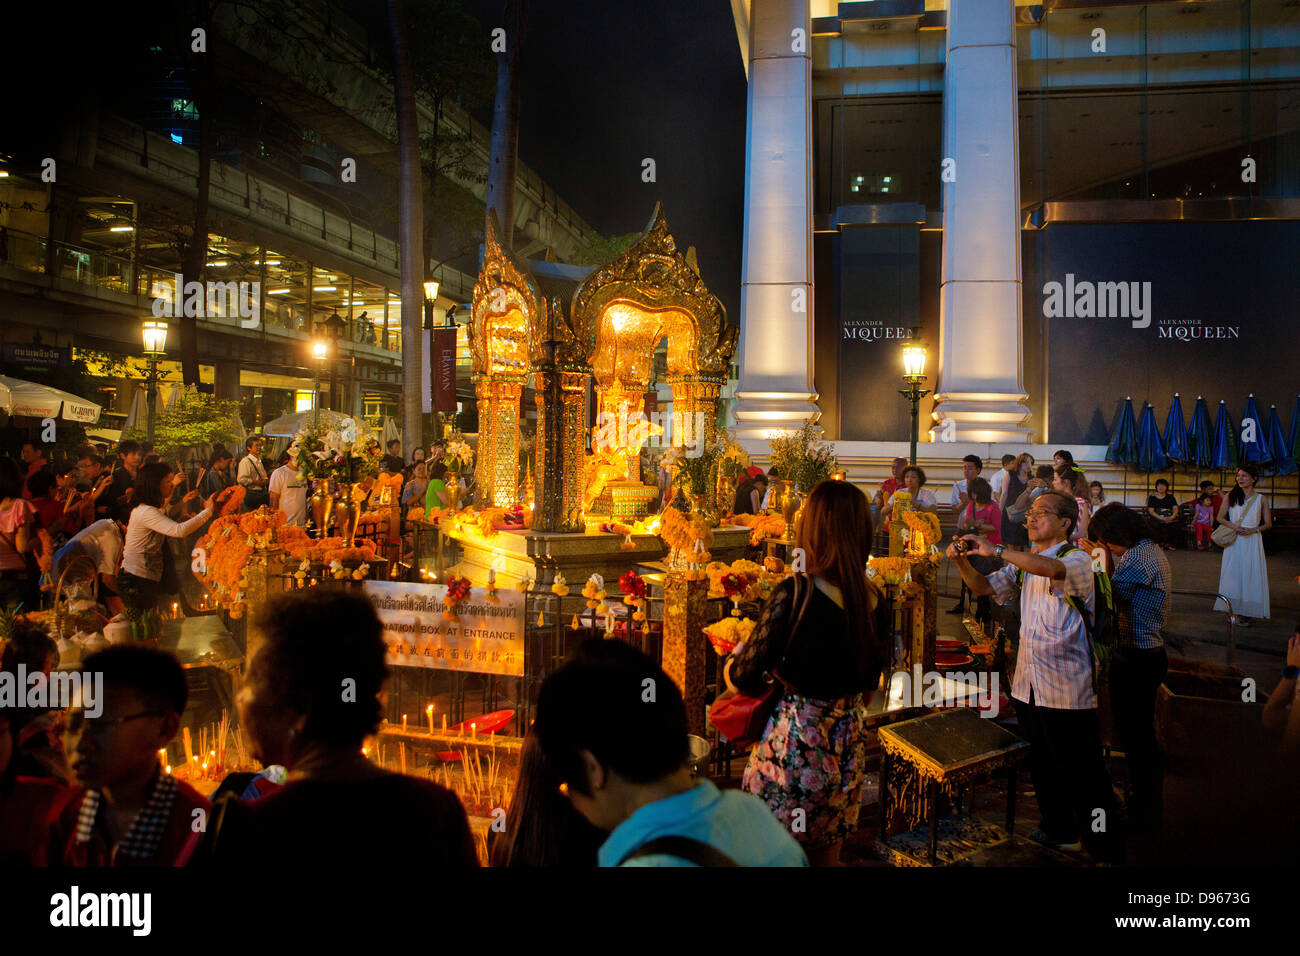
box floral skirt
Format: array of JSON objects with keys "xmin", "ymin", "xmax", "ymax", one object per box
[{"xmin": 742, "ymin": 691, "xmax": 868, "ymax": 848}]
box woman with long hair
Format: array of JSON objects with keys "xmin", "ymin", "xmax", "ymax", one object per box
[
  {"xmin": 1214, "ymin": 465, "xmax": 1272, "ymax": 626},
  {"xmin": 724, "ymin": 480, "xmax": 887, "ymax": 865},
  {"xmin": 488, "ymin": 730, "xmax": 602, "ymax": 867},
  {"xmin": 119, "ymin": 462, "xmax": 214, "ymax": 615}
]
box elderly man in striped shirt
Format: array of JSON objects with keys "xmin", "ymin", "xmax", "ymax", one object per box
[{"xmin": 948, "ymin": 490, "xmax": 1122, "ymax": 864}]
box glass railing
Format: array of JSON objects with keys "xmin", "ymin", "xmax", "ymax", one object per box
[{"xmin": 3, "ymin": 227, "xmax": 403, "ymax": 355}]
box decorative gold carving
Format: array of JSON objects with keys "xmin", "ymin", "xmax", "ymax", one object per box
[
  {"xmin": 573, "ymin": 203, "xmax": 737, "ymax": 380},
  {"xmin": 663, "ymin": 574, "xmax": 709, "ymax": 737}
]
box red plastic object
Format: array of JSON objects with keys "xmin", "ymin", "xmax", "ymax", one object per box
[
  {"xmin": 436, "ymin": 751, "xmax": 463, "ymax": 762},
  {"xmin": 935, "ymin": 652, "xmax": 976, "ymax": 668},
  {"xmin": 936, "ymin": 638, "xmax": 967, "ymax": 652},
  {"xmin": 446, "ymin": 709, "xmax": 514, "ymax": 736}
]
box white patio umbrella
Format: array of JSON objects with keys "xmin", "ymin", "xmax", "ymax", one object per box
[
  {"xmin": 0, "ymin": 374, "xmax": 102, "ymax": 423},
  {"xmin": 262, "ymin": 409, "xmax": 355, "ymax": 438}
]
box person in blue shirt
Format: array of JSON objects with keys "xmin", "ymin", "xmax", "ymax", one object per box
[{"xmin": 534, "ymin": 638, "xmax": 807, "ymax": 867}]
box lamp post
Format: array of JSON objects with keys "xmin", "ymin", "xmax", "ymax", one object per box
[
  {"xmin": 898, "ymin": 343, "xmax": 930, "ymax": 467},
  {"xmin": 320, "ymin": 311, "xmax": 346, "ymax": 417},
  {"xmin": 141, "ymin": 320, "xmax": 169, "ymax": 442},
  {"xmin": 311, "ymin": 338, "xmax": 329, "ymax": 427}
]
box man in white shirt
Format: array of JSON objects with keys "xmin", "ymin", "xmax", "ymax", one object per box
[
  {"xmin": 237, "ymin": 436, "xmax": 269, "ymax": 509},
  {"xmin": 53, "ymin": 518, "xmax": 125, "ymax": 611},
  {"xmin": 950, "ymin": 454, "xmax": 983, "ymax": 511},
  {"xmin": 989, "ymin": 454, "xmax": 1015, "ymax": 502},
  {"xmin": 269, "ymin": 453, "xmax": 308, "ymax": 526},
  {"xmin": 947, "ymin": 490, "xmax": 1121, "ymax": 864}
]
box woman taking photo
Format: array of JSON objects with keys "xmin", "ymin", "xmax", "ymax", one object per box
[
  {"xmin": 724, "ymin": 480, "xmax": 887, "ymax": 866},
  {"xmin": 1215, "ymin": 465, "xmax": 1272, "ymax": 626},
  {"xmin": 119, "ymin": 462, "xmax": 214, "ymax": 615}
]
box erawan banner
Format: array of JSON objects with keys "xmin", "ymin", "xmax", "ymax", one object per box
[{"xmin": 1035, "ymin": 221, "xmax": 1300, "ymax": 444}]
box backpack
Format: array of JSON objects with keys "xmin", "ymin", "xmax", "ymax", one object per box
[{"xmin": 1016, "ymin": 546, "xmax": 1118, "ymax": 689}]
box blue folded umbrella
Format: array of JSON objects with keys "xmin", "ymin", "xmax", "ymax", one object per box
[
  {"xmin": 1188, "ymin": 396, "xmax": 1213, "ymax": 469},
  {"xmin": 1137, "ymin": 402, "xmax": 1168, "ymax": 473},
  {"xmin": 1238, "ymin": 394, "xmax": 1272, "ymax": 466},
  {"xmin": 1211, "ymin": 401, "xmax": 1235, "ymax": 470},
  {"xmin": 1290, "ymin": 395, "xmax": 1300, "ymax": 463},
  {"xmin": 1163, "ymin": 393, "xmax": 1188, "ymax": 463},
  {"xmin": 1106, "ymin": 397, "xmax": 1140, "ymax": 467},
  {"xmin": 1266, "ymin": 405, "xmax": 1296, "ymax": 477}
]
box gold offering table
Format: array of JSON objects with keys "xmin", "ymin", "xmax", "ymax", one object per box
[
  {"xmin": 876, "ymin": 708, "xmax": 1028, "ymax": 866},
  {"xmin": 442, "ymin": 524, "xmax": 754, "ymax": 592}
]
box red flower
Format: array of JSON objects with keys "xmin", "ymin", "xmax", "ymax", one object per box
[{"xmin": 618, "ymin": 571, "xmax": 647, "ymax": 601}]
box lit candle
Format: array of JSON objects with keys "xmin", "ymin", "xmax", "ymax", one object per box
[
  {"xmin": 471, "ymin": 722, "xmax": 477, "ymax": 741},
  {"xmin": 172, "ymin": 602, "xmax": 179, "ymax": 619},
  {"xmin": 426, "ymin": 703, "xmax": 435, "ymax": 734},
  {"xmin": 441, "ymin": 713, "xmax": 447, "ymax": 733},
  {"xmin": 402, "ymin": 713, "xmax": 408, "ymax": 733}
]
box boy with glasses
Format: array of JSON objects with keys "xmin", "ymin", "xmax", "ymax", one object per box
[
  {"xmin": 50, "ymin": 646, "xmax": 209, "ymax": 866},
  {"xmin": 946, "ymin": 490, "xmax": 1121, "ymax": 864}
]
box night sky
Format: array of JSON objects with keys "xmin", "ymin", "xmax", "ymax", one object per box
[{"xmin": 461, "ymin": 0, "xmax": 749, "ymax": 322}]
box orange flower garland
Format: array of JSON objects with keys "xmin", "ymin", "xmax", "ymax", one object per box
[
  {"xmin": 442, "ymin": 574, "xmax": 472, "ymax": 621},
  {"xmin": 216, "ymin": 485, "xmax": 246, "ymax": 515},
  {"xmin": 659, "ymin": 507, "xmax": 713, "ymax": 556}
]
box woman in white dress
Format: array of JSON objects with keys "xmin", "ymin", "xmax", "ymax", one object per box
[{"xmin": 1214, "ymin": 465, "xmax": 1272, "ymax": 625}]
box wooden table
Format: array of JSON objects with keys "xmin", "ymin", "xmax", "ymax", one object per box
[{"xmin": 877, "ymin": 708, "xmax": 1028, "ymax": 866}]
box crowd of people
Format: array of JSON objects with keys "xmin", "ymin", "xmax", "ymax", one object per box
[{"xmin": 1, "ymin": 442, "xmax": 1294, "ymax": 868}]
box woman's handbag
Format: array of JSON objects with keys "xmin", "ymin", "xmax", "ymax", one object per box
[
  {"xmin": 1210, "ymin": 523, "xmax": 1236, "ymax": 548},
  {"xmin": 708, "ymin": 574, "xmax": 810, "ymax": 748}
]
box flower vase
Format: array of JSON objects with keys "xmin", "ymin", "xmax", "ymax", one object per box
[
  {"xmin": 334, "ymin": 483, "xmax": 360, "ymax": 545},
  {"xmin": 773, "ymin": 479, "xmax": 800, "ymax": 541},
  {"xmin": 445, "ymin": 473, "xmax": 461, "ymax": 511},
  {"xmin": 310, "ymin": 480, "xmax": 334, "ymax": 538},
  {"xmin": 715, "ymin": 472, "xmax": 738, "ymax": 519},
  {"xmin": 683, "ymin": 486, "xmax": 716, "ymax": 527}
]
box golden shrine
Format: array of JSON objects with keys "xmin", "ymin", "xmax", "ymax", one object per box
[{"xmin": 447, "ymin": 204, "xmax": 747, "ymax": 592}]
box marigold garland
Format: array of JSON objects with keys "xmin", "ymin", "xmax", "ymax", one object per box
[
  {"xmin": 733, "ymin": 512, "xmax": 785, "ymax": 545},
  {"xmin": 659, "ymin": 508, "xmax": 713, "ymax": 554},
  {"xmin": 901, "ymin": 509, "xmax": 942, "ymax": 548},
  {"xmin": 216, "ymin": 485, "xmax": 246, "ymax": 516}
]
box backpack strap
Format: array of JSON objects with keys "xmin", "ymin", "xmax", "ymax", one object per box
[{"xmin": 619, "ymin": 835, "xmax": 740, "ymax": 867}]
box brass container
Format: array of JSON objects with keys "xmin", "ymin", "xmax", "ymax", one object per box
[
  {"xmin": 772, "ymin": 479, "xmax": 801, "ymax": 541},
  {"xmin": 310, "ymin": 480, "xmax": 334, "ymax": 537},
  {"xmin": 334, "ymin": 483, "xmax": 360, "ymax": 545}
]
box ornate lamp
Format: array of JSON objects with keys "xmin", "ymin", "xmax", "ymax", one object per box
[{"xmin": 899, "ymin": 343, "xmax": 930, "ymax": 466}]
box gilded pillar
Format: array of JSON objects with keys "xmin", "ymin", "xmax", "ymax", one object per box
[
  {"xmin": 663, "ymin": 574, "xmax": 708, "ymax": 737},
  {"xmin": 665, "ymin": 375, "xmax": 724, "ymax": 450},
  {"xmin": 533, "ymin": 367, "xmax": 588, "ymax": 533}
]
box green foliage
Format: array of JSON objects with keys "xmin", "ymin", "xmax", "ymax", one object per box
[
  {"xmin": 122, "ymin": 387, "xmax": 242, "ymax": 458},
  {"xmin": 769, "ymin": 422, "xmax": 838, "ymax": 492},
  {"xmin": 570, "ymin": 232, "xmax": 641, "ymax": 268}
]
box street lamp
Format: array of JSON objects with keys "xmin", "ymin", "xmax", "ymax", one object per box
[
  {"xmin": 141, "ymin": 320, "xmax": 169, "ymax": 442},
  {"xmin": 311, "ymin": 337, "xmax": 330, "ymax": 427},
  {"xmin": 422, "ymin": 279, "xmax": 439, "ymax": 330},
  {"xmin": 898, "ymin": 343, "xmax": 930, "ymax": 466}
]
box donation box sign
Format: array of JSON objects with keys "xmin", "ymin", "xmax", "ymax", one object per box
[{"xmin": 363, "ymin": 581, "xmax": 524, "ymax": 677}]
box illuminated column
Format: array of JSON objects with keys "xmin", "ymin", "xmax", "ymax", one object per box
[
  {"xmin": 731, "ymin": 0, "xmax": 820, "ymax": 439},
  {"xmin": 473, "ymin": 377, "xmax": 524, "ymax": 509},
  {"xmin": 666, "ymin": 375, "xmax": 723, "ymax": 450},
  {"xmin": 534, "ymin": 368, "xmax": 587, "ymax": 533},
  {"xmin": 932, "ymin": 0, "xmax": 1032, "ymax": 443}
]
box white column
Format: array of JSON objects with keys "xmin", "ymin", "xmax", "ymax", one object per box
[
  {"xmin": 731, "ymin": 0, "xmax": 820, "ymax": 439},
  {"xmin": 932, "ymin": 0, "xmax": 1032, "ymax": 443}
]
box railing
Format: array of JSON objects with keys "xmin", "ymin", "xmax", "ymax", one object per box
[
  {"xmin": 1169, "ymin": 589, "xmax": 1237, "ymax": 667},
  {"xmin": 3, "ymin": 226, "xmax": 406, "ymax": 356}
]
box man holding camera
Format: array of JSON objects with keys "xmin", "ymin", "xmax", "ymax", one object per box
[{"xmin": 946, "ymin": 489, "xmax": 1121, "ymax": 864}]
